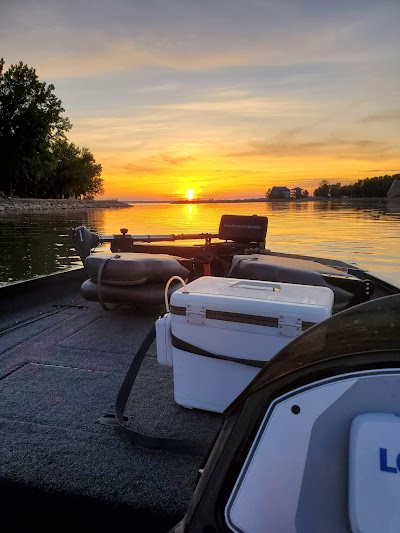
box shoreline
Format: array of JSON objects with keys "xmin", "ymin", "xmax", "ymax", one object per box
[
  {"xmin": 0, "ymin": 198, "xmax": 132, "ymax": 212},
  {"xmin": 0, "ymin": 197, "xmax": 393, "ymax": 212}
]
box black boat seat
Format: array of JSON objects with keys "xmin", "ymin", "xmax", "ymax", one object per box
[
  {"xmin": 80, "ymin": 278, "xmax": 186, "ymax": 307},
  {"xmin": 229, "ymin": 254, "xmax": 373, "ymax": 313},
  {"xmin": 84, "ymin": 252, "xmax": 191, "ymax": 285},
  {"xmin": 80, "ymin": 252, "xmax": 191, "ymax": 308}
]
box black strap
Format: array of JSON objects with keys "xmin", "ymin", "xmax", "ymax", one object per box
[
  {"xmin": 114, "ymin": 321, "xmax": 211, "ymax": 456},
  {"xmin": 171, "ymin": 334, "xmax": 265, "ymax": 368},
  {"xmin": 96, "ymin": 255, "xmax": 120, "ymax": 311}
]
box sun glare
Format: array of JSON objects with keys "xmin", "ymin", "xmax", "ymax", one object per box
[{"xmin": 186, "ymin": 189, "xmax": 195, "ymax": 201}]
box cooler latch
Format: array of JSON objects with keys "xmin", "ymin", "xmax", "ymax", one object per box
[
  {"xmin": 278, "ymin": 315, "xmax": 302, "ymax": 337},
  {"xmin": 186, "ymin": 305, "xmax": 206, "ymax": 325}
]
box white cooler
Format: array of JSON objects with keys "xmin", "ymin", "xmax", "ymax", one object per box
[{"xmin": 156, "ymin": 276, "xmax": 334, "ymax": 413}]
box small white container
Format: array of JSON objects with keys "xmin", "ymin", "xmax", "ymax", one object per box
[
  {"xmin": 156, "ymin": 313, "xmax": 173, "ymax": 367},
  {"xmin": 160, "ymin": 276, "xmax": 334, "ymax": 413}
]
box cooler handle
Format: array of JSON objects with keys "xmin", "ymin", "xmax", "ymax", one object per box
[{"xmin": 230, "ymin": 280, "xmax": 281, "ymax": 292}]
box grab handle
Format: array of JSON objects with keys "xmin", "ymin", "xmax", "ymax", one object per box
[
  {"xmin": 164, "ymin": 276, "xmax": 188, "ymax": 312},
  {"xmin": 230, "ymin": 280, "xmax": 281, "ymax": 292}
]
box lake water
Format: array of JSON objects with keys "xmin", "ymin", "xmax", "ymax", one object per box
[{"xmin": 1, "ymin": 199, "xmax": 399, "ymax": 287}]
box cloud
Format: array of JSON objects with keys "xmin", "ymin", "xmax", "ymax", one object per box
[
  {"xmin": 136, "ymin": 83, "xmax": 181, "ymax": 94},
  {"xmin": 3, "ymin": 0, "xmax": 400, "ymax": 79},
  {"xmin": 161, "ymin": 154, "xmax": 195, "ymax": 165},
  {"xmin": 228, "ymin": 136, "xmax": 398, "ymax": 160},
  {"xmin": 119, "ymin": 162, "xmax": 165, "ymax": 175},
  {"xmin": 113, "ymin": 151, "xmax": 195, "ymax": 174},
  {"xmin": 359, "ymin": 110, "xmax": 400, "ymax": 123},
  {"xmin": 359, "ymin": 169, "xmax": 400, "ymax": 173},
  {"xmin": 155, "ymin": 96, "xmax": 309, "ymax": 117}
]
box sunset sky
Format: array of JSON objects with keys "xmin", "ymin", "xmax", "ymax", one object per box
[{"xmin": 1, "ymin": 0, "xmax": 400, "ymax": 201}]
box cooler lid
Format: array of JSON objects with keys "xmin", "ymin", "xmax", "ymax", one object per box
[{"xmin": 170, "ymin": 276, "xmax": 334, "ymax": 324}]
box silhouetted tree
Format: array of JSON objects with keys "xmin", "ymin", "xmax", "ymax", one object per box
[
  {"xmin": 0, "ymin": 59, "xmax": 103, "ymax": 198},
  {"xmin": 46, "ymin": 140, "xmax": 103, "ymax": 198},
  {"xmin": 313, "ymin": 175, "xmax": 399, "ymax": 198},
  {"xmin": 0, "ymin": 59, "xmax": 71, "ymax": 196},
  {"xmin": 314, "ymin": 180, "xmax": 330, "ymax": 198}
]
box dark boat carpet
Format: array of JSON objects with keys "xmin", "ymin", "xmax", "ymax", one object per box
[{"xmin": 0, "ymin": 278, "xmax": 222, "ymax": 531}]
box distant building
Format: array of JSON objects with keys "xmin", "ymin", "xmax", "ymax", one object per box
[
  {"xmin": 269, "ymin": 186, "xmax": 290, "ymax": 199},
  {"xmin": 290, "ymin": 187, "xmax": 303, "ymax": 199}
]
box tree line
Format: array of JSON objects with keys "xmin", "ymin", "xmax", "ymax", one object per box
[
  {"xmin": 313, "ymin": 174, "xmax": 398, "ymax": 198},
  {"xmin": 0, "ymin": 59, "xmax": 103, "ymax": 199}
]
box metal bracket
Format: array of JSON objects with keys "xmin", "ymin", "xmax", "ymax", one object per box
[
  {"xmin": 186, "ymin": 305, "xmax": 206, "ymax": 325},
  {"xmin": 278, "ymin": 315, "xmax": 302, "ymax": 337}
]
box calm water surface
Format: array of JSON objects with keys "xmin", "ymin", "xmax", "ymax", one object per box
[{"xmin": 0, "ymin": 199, "xmax": 399, "ymax": 286}]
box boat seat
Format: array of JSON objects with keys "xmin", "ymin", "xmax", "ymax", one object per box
[
  {"xmin": 229, "ymin": 254, "xmax": 373, "ymax": 313},
  {"xmin": 80, "ymin": 252, "xmax": 191, "ymax": 308}
]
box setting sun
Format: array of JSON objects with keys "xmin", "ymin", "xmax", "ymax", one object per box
[{"xmin": 186, "ymin": 189, "xmax": 195, "ymax": 201}]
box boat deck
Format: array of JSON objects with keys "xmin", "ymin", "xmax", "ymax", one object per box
[
  {"xmin": 1, "ymin": 253, "xmax": 398, "ymax": 532},
  {"xmin": 0, "ymin": 269, "xmax": 221, "ymax": 531}
]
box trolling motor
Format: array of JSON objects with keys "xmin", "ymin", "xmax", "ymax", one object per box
[
  {"xmin": 72, "ymin": 225, "xmax": 100, "ymax": 262},
  {"xmin": 72, "ymin": 225, "xmax": 220, "ymax": 263},
  {"xmin": 72, "ymin": 215, "xmax": 269, "ymax": 263}
]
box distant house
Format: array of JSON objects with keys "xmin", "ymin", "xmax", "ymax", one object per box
[
  {"xmin": 290, "ymin": 187, "xmax": 303, "ymax": 199},
  {"xmin": 269, "ymin": 186, "xmax": 290, "ymax": 199}
]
